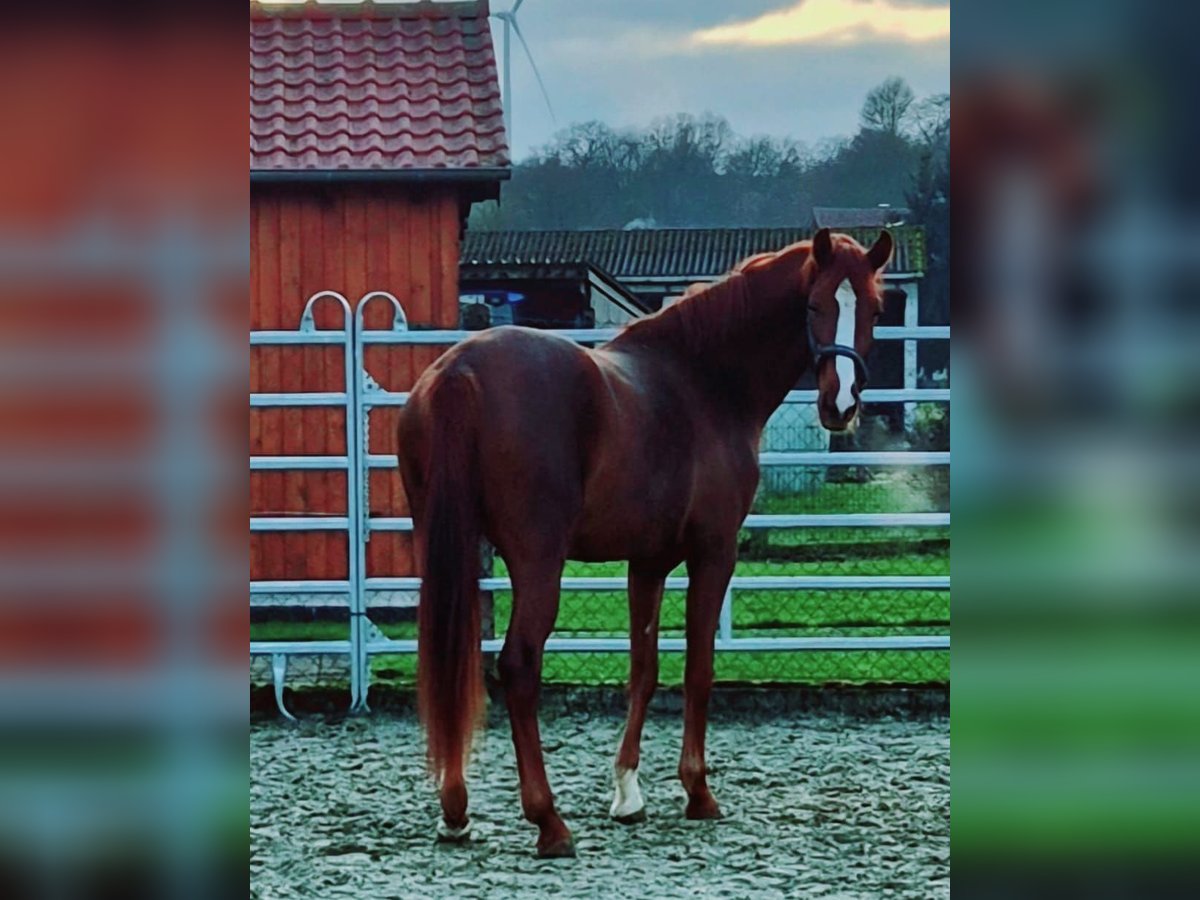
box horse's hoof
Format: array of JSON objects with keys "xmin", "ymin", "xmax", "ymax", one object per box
[
  {"xmin": 436, "ymin": 820, "xmax": 472, "ymax": 844},
  {"xmin": 685, "ymin": 797, "xmax": 723, "ymax": 820},
  {"xmin": 536, "ymin": 837, "xmax": 576, "ymax": 859},
  {"xmin": 612, "ymin": 808, "xmax": 646, "ymax": 825}
]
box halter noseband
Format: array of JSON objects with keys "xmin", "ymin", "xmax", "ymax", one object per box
[{"xmin": 806, "ymin": 305, "xmax": 870, "ymax": 387}]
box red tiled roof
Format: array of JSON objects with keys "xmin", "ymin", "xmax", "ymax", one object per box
[{"xmin": 250, "ymin": 1, "xmax": 509, "ymax": 172}]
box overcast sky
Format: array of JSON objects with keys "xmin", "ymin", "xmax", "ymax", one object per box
[{"xmin": 495, "ymin": 0, "xmax": 950, "ymax": 160}]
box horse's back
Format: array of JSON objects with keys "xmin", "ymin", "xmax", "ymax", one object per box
[{"xmin": 398, "ymin": 325, "xmax": 755, "ymax": 564}]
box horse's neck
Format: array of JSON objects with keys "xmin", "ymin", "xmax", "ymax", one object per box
[
  {"xmin": 703, "ymin": 271, "xmax": 813, "ymax": 429},
  {"xmin": 726, "ymin": 305, "xmax": 812, "ymax": 428}
]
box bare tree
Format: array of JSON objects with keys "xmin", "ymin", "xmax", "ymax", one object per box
[
  {"xmin": 644, "ymin": 112, "xmax": 733, "ymax": 170},
  {"xmin": 554, "ymin": 121, "xmax": 619, "ymax": 168},
  {"xmin": 861, "ymin": 76, "xmax": 916, "ymax": 136},
  {"xmin": 910, "ymin": 93, "xmax": 950, "ymax": 145},
  {"xmin": 726, "ymin": 136, "xmax": 782, "ymax": 177}
]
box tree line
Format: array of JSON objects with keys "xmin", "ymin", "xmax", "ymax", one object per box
[{"xmin": 471, "ymin": 77, "xmax": 949, "ymax": 235}]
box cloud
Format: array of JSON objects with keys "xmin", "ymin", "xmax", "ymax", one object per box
[
  {"xmin": 488, "ymin": 0, "xmax": 948, "ymax": 158},
  {"xmin": 692, "ymin": 0, "xmax": 950, "ymax": 48}
]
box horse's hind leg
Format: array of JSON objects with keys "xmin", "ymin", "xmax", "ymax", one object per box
[
  {"xmin": 611, "ymin": 565, "xmax": 665, "ymax": 823},
  {"xmin": 499, "ymin": 555, "xmax": 574, "ymax": 858},
  {"xmin": 679, "ymin": 545, "xmax": 736, "ymax": 820},
  {"xmin": 436, "ymin": 771, "xmax": 470, "ymax": 842}
]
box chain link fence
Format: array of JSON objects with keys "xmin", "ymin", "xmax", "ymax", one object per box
[{"xmin": 365, "ymin": 400, "xmax": 950, "ymax": 689}]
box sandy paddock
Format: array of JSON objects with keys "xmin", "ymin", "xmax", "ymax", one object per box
[{"xmin": 252, "ymin": 705, "xmax": 948, "ymax": 899}]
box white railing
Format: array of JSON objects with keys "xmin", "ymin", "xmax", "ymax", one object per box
[{"xmin": 251, "ymin": 292, "xmax": 950, "ymax": 718}]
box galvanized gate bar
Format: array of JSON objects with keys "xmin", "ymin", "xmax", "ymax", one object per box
[
  {"xmin": 250, "ymin": 517, "xmax": 351, "ymax": 531},
  {"xmin": 251, "ymin": 331, "xmax": 348, "ymax": 345},
  {"xmin": 250, "ymin": 392, "xmax": 349, "ymax": 407},
  {"xmin": 350, "ymin": 291, "xmax": 410, "ymax": 711},
  {"xmin": 250, "ymin": 456, "xmax": 350, "ymax": 470},
  {"xmin": 251, "ymin": 580, "xmax": 352, "ymax": 594},
  {"xmin": 249, "ymin": 291, "xmax": 362, "ymax": 719}
]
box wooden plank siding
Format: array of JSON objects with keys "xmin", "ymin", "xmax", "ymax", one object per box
[{"xmin": 250, "ymin": 184, "xmax": 463, "ymax": 584}]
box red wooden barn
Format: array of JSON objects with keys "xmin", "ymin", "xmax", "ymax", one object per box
[{"xmin": 250, "ymin": 0, "xmax": 509, "ymax": 587}]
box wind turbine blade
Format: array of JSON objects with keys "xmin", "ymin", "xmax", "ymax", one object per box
[
  {"xmin": 511, "ymin": 0, "xmax": 526, "ymax": 16},
  {"xmin": 510, "ymin": 18, "xmax": 556, "ymax": 123}
]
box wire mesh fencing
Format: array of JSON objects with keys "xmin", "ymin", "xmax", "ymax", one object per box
[
  {"xmin": 508, "ymin": 458, "xmax": 947, "ymax": 687},
  {"xmin": 365, "ymin": 421, "xmax": 950, "ymax": 689}
]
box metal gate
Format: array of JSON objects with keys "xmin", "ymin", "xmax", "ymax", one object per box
[{"xmin": 251, "ymin": 291, "xmax": 950, "ymax": 718}]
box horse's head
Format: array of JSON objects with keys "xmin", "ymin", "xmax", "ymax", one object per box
[{"xmin": 806, "ymin": 228, "xmax": 893, "ymax": 432}]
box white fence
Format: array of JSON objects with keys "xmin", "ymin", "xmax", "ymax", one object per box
[{"xmin": 251, "ymin": 291, "xmax": 950, "ymax": 718}]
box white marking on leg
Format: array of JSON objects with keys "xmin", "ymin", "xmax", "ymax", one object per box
[
  {"xmin": 834, "ymin": 279, "xmax": 859, "ymax": 415},
  {"xmin": 437, "ymin": 819, "xmax": 472, "ymax": 840},
  {"xmin": 610, "ymin": 765, "xmax": 645, "ymax": 819}
]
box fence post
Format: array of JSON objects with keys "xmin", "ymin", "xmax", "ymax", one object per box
[
  {"xmin": 479, "ymin": 541, "xmax": 497, "ymax": 679},
  {"xmin": 903, "ymin": 279, "xmax": 920, "ymax": 433},
  {"xmin": 349, "ymin": 292, "xmax": 408, "ymax": 712},
  {"xmin": 718, "ymin": 584, "xmax": 734, "ymax": 650},
  {"xmin": 295, "ymin": 291, "xmax": 361, "ymax": 713}
]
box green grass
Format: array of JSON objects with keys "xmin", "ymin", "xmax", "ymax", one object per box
[
  {"xmin": 252, "ymin": 482, "xmax": 950, "ymax": 686},
  {"xmin": 362, "ymin": 649, "xmax": 949, "ymax": 688},
  {"xmin": 251, "ymin": 548, "xmax": 950, "ymax": 687},
  {"xmin": 752, "ymin": 476, "xmax": 947, "ymax": 515}
]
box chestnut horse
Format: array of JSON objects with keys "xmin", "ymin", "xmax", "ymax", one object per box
[{"xmin": 397, "ymin": 228, "xmax": 893, "ymax": 857}]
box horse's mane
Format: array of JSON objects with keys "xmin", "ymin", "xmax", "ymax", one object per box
[{"xmin": 609, "ymin": 241, "xmax": 810, "ymax": 356}]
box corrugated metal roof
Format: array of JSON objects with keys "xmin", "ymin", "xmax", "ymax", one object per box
[
  {"xmin": 461, "ymin": 227, "xmax": 925, "ymax": 278},
  {"xmin": 250, "ymin": 1, "xmax": 508, "ymax": 171}
]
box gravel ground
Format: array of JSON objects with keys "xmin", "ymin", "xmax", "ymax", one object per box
[{"xmin": 251, "ymin": 708, "xmax": 949, "ymax": 899}]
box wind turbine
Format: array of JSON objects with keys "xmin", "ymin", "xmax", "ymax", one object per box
[{"xmin": 490, "ymin": 0, "xmax": 556, "ymax": 153}]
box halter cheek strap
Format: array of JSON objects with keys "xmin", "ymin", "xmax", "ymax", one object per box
[{"xmin": 806, "ymin": 310, "xmax": 870, "ymax": 387}]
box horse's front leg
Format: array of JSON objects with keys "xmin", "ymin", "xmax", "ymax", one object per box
[
  {"xmin": 499, "ymin": 556, "xmax": 575, "ymax": 858},
  {"xmin": 611, "ymin": 564, "xmax": 666, "ymax": 823},
  {"xmin": 679, "ymin": 544, "xmax": 735, "ymax": 819}
]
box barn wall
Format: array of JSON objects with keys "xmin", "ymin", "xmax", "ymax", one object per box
[{"xmin": 250, "ymin": 183, "xmax": 464, "ymax": 585}]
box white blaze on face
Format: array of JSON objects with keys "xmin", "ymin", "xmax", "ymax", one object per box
[{"xmin": 833, "ymin": 279, "xmax": 859, "ymax": 415}]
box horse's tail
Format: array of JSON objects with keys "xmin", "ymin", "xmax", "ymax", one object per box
[{"xmin": 417, "ymin": 367, "xmax": 484, "ymax": 782}]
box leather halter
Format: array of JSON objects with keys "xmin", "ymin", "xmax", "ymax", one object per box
[{"xmin": 806, "ymin": 304, "xmax": 870, "ymax": 387}]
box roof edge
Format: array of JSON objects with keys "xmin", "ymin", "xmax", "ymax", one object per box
[
  {"xmin": 460, "ymin": 225, "xmax": 927, "ymax": 276},
  {"xmin": 251, "ymin": 167, "xmax": 511, "ymax": 185},
  {"xmin": 585, "ymin": 263, "xmax": 654, "ymax": 314},
  {"xmin": 462, "ymin": 225, "xmax": 923, "ymax": 235},
  {"xmin": 250, "ymin": 1, "xmax": 490, "ymax": 21}
]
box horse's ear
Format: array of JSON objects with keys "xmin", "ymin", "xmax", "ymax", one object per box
[
  {"xmin": 813, "ymin": 228, "xmax": 834, "ymax": 269},
  {"xmin": 868, "ymin": 230, "xmax": 894, "ymax": 271}
]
